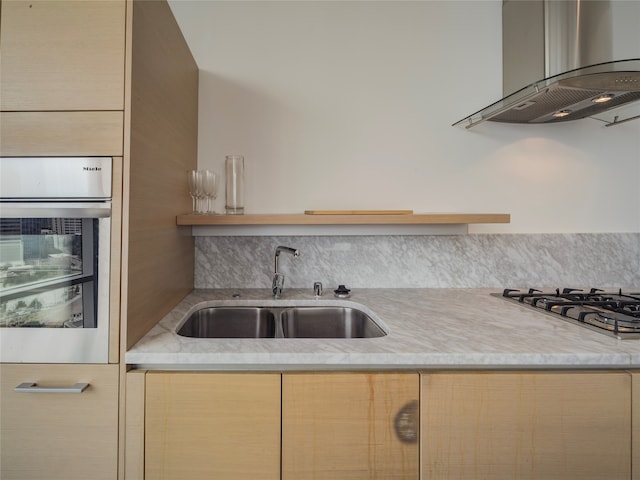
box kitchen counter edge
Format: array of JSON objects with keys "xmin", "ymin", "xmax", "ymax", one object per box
[{"xmin": 126, "ymin": 288, "xmax": 640, "ymax": 371}]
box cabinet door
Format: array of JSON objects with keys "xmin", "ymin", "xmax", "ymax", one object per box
[
  {"xmin": 0, "ymin": 0, "xmax": 125, "ymax": 111},
  {"xmin": 0, "ymin": 111, "xmax": 124, "ymax": 157},
  {"xmin": 282, "ymin": 372, "xmax": 419, "ymax": 480},
  {"xmin": 421, "ymin": 371, "xmax": 631, "ymax": 480},
  {"xmin": 0, "ymin": 364, "xmax": 119, "ymax": 480},
  {"xmin": 145, "ymin": 372, "xmax": 281, "ymax": 480},
  {"xmin": 633, "ymin": 371, "xmax": 640, "ymax": 480}
]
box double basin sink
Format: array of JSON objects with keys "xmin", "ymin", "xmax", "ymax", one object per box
[{"xmin": 177, "ymin": 305, "xmax": 387, "ymax": 339}]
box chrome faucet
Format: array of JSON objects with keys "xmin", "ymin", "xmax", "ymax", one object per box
[{"xmin": 272, "ymin": 246, "xmax": 300, "ymax": 298}]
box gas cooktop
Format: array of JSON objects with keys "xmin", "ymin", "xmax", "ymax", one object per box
[{"xmin": 494, "ymin": 288, "xmax": 640, "ymax": 340}]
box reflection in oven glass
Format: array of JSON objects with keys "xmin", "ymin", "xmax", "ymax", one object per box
[
  {"xmin": 0, "ymin": 285, "xmax": 84, "ymax": 328},
  {"xmin": 0, "ymin": 218, "xmax": 97, "ymax": 328}
]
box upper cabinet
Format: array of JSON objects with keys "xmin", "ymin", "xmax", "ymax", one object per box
[
  {"xmin": 0, "ymin": 0, "xmax": 126, "ymax": 156},
  {"xmin": 0, "ymin": 0, "xmax": 126, "ymax": 112}
]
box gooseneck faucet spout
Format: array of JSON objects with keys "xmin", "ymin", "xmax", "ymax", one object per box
[{"xmin": 272, "ymin": 246, "xmax": 300, "ymax": 298}]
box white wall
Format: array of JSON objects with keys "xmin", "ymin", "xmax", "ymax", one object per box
[{"xmin": 168, "ymin": 0, "xmax": 640, "ymax": 234}]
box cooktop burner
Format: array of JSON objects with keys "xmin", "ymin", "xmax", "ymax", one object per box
[{"xmin": 494, "ymin": 288, "xmax": 640, "ymax": 339}]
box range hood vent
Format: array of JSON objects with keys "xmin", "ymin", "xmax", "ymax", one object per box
[{"xmin": 454, "ymin": 0, "xmax": 640, "ymax": 129}]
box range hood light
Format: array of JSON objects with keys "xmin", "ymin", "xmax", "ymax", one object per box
[
  {"xmin": 592, "ymin": 94, "xmax": 614, "ymax": 103},
  {"xmin": 552, "ymin": 110, "xmax": 572, "ymax": 118}
]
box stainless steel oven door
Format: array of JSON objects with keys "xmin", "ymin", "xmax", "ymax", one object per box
[{"xmin": 0, "ymin": 202, "xmax": 111, "ymax": 363}]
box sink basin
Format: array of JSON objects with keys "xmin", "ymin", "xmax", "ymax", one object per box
[
  {"xmin": 176, "ymin": 305, "xmax": 386, "ymax": 339},
  {"xmin": 176, "ymin": 307, "xmax": 277, "ymax": 338},
  {"xmin": 281, "ymin": 307, "xmax": 386, "ymax": 338}
]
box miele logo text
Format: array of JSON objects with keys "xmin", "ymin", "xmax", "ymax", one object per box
[{"xmin": 83, "ymin": 167, "xmax": 102, "ymax": 171}]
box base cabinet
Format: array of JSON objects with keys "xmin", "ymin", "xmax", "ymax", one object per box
[
  {"xmin": 135, "ymin": 370, "xmax": 633, "ymax": 480},
  {"xmin": 0, "ymin": 363, "xmax": 119, "ymax": 480},
  {"xmin": 282, "ymin": 372, "xmax": 420, "ymax": 480},
  {"xmin": 144, "ymin": 372, "xmax": 281, "ymax": 480},
  {"xmin": 421, "ymin": 371, "xmax": 631, "ymax": 480},
  {"xmin": 140, "ymin": 371, "xmax": 418, "ymax": 480}
]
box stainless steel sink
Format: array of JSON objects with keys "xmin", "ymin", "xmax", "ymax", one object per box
[
  {"xmin": 176, "ymin": 305, "xmax": 386, "ymax": 339},
  {"xmin": 176, "ymin": 307, "xmax": 277, "ymax": 338},
  {"xmin": 281, "ymin": 307, "xmax": 386, "ymax": 338}
]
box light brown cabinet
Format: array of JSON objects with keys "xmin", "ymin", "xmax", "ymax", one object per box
[
  {"xmin": 136, "ymin": 371, "xmax": 419, "ymax": 480},
  {"xmin": 0, "ymin": 364, "xmax": 119, "ymax": 480},
  {"xmin": 421, "ymin": 371, "xmax": 632, "ymax": 480},
  {"xmin": 0, "ymin": 0, "xmax": 126, "ymax": 157},
  {"xmin": 144, "ymin": 372, "xmax": 281, "ymax": 480},
  {"xmin": 282, "ymin": 372, "xmax": 420, "ymax": 480},
  {"xmin": 0, "ymin": 0, "xmax": 126, "ymax": 112},
  {"xmin": 1, "ymin": 2, "xmax": 198, "ymax": 480},
  {"xmin": 134, "ymin": 370, "xmax": 635, "ymax": 480}
]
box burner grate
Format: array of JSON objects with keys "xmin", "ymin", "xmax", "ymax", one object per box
[{"xmin": 496, "ymin": 288, "xmax": 640, "ymax": 339}]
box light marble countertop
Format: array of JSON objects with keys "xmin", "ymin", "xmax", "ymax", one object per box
[{"xmin": 126, "ymin": 288, "xmax": 640, "ymax": 370}]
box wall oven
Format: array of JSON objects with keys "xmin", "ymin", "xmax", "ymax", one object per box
[{"xmin": 0, "ymin": 157, "xmax": 112, "ymax": 363}]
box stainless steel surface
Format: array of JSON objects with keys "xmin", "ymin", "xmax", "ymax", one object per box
[
  {"xmin": 604, "ymin": 111, "xmax": 640, "ymax": 127},
  {"xmin": 176, "ymin": 305, "xmax": 387, "ymax": 339},
  {"xmin": 272, "ymin": 245, "xmax": 299, "ymax": 298},
  {"xmin": 504, "ymin": 0, "xmax": 618, "ymax": 96},
  {"xmin": 177, "ymin": 307, "xmax": 277, "ymax": 338},
  {"xmin": 273, "ymin": 246, "xmax": 300, "ymax": 273},
  {"xmin": 0, "ymin": 202, "xmax": 112, "ymax": 218},
  {"xmin": 14, "ymin": 382, "xmax": 90, "ymax": 393},
  {"xmin": 455, "ymin": 0, "xmax": 640, "ymax": 127},
  {"xmin": 495, "ymin": 288, "xmax": 640, "ymax": 339},
  {"xmin": 0, "ymin": 157, "xmax": 112, "ymax": 200},
  {"xmin": 0, "ymin": 157, "xmax": 112, "ymax": 363},
  {"xmin": 281, "ymin": 306, "xmax": 385, "ymax": 338},
  {"xmin": 272, "ymin": 273, "xmax": 285, "ymax": 300}
]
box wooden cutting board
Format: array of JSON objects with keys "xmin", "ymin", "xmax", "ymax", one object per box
[{"xmin": 304, "ymin": 210, "xmax": 413, "ymax": 215}]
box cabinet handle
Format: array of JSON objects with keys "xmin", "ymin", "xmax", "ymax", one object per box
[
  {"xmin": 14, "ymin": 382, "xmax": 90, "ymax": 394},
  {"xmin": 394, "ymin": 400, "xmax": 419, "ymax": 443}
]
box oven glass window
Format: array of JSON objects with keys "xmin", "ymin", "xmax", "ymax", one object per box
[{"xmin": 0, "ymin": 218, "xmax": 98, "ymax": 328}]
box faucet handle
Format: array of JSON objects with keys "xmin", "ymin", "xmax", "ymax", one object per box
[{"xmin": 313, "ymin": 282, "xmax": 323, "ymax": 297}]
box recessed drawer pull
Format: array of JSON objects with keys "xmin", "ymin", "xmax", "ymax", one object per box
[{"xmin": 14, "ymin": 382, "xmax": 90, "ymax": 394}]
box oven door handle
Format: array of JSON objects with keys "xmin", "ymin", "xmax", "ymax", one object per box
[
  {"xmin": 14, "ymin": 382, "xmax": 90, "ymax": 394},
  {"xmin": 0, "ymin": 202, "xmax": 111, "ymax": 218}
]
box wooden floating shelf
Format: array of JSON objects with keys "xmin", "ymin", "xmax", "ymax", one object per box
[{"xmin": 176, "ymin": 213, "xmax": 511, "ymax": 226}]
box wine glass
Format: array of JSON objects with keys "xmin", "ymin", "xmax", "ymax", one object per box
[
  {"xmin": 195, "ymin": 171, "xmax": 208, "ymax": 214},
  {"xmin": 202, "ymin": 170, "xmax": 219, "ymax": 214},
  {"xmin": 187, "ymin": 170, "xmax": 201, "ymax": 214}
]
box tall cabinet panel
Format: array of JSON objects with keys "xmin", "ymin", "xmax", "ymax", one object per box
[
  {"xmin": 0, "ymin": 2, "xmax": 199, "ymax": 480},
  {"xmin": 421, "ymin": 371, "xmax": 631, "ymax": 480},
  {"xmin": 0, "ymin": 0, "xmax": 125, "ymax": 111},
  {"xmin": 123, "ymin": 0, "xmax": 198, "ymax": 351},
  {"xmin": 282, "ymin": 372, "xmax": 419, "ymax": 480}
]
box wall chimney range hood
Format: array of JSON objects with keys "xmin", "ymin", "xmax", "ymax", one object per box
[{"xmin": 454, "ymin": 0, "xmax": 640, "ymax": 129}]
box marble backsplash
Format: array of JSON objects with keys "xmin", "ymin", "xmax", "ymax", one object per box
[{"xmin": 195, "ymin": 233, "xmax": 640, "ymax": 290}]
